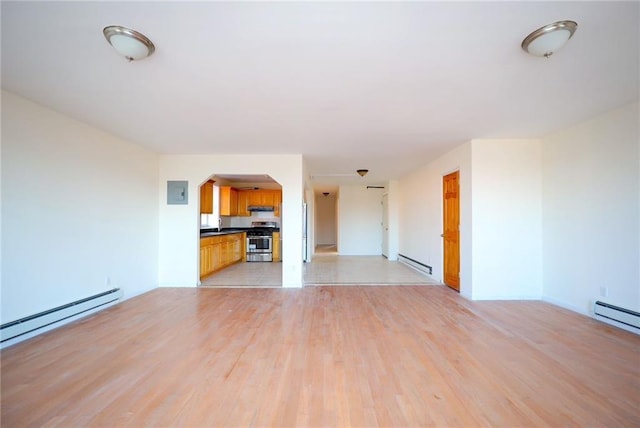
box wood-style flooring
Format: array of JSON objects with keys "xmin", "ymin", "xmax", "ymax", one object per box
[{"xmin": 1, "ymin": 286, "xmax": 639, "ymax": 427}]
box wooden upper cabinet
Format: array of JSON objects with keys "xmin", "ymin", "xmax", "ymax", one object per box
[
  {"xmin": 247, "ymin": 190, "xmax": 262, "ymax": 207},
  {"xmin": 235, "ymin": 188, "xmax": 282, "ymax": 217},
  {"xmin": 200, "ymin": 180, "xmax": 214, "ymax": 214},
  {"xmin": 237, "ymin": 191, "xmax": 250, "ymax": 216},
  {"xmin": 219, "ymin": 186, "xmax": 238, "ymax": 216},
  {"xmin": 260, "ymin": 190, "xmax": 275, "ymax": 207}
]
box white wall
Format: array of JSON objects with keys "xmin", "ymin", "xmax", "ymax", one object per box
[
  {"xmin": 542, "ymin": 102, "xmax": 639, "ymax": 314},
  {"xmin": 398, "ymin": 142, "xmax": 472, "ymax": 297},
  {"xmin": 315, "ymin": 194, "xmax": 336, "ymax": 245},
  {"xmin": 158, "ymin": 154, "xmax": 304, "ymax": 288},
  {"xmin": 470, "ymin": 139, "xmax": 543, "ymax": 300},
  {"xmin": 386, "ymin": 180, "xmax": 400, "ymax": 261},
  {"xmin": 1, "ymin": 91, "xmax": 159, "ymax": 323},
  {"xmin": 337, "ymin": 185, "xmax": 385, "ymax": 255}
]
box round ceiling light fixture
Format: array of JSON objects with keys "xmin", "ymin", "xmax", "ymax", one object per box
[
  {"xmin": 521, "ymin": 20, "xmax": 577, "ymax": 58},
  {"xmin": 356, "ymin": 169, "xmax": 369, "ymax": 177},
  {"xmin": 103, "ymin": 25, "xmax": 155, "ymax": 62}
]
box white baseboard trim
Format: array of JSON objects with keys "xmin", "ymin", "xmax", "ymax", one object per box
[
  {"xmin": 1, "ymin": 299, "xmax": 120, "ymax": 349},
  {"xmin": 0, "ymin": 286, "xmax": 157, "ymax": 349},
  {"xmin": 397, "ymin": 255, "xmax": 434, "ymax": 278}
]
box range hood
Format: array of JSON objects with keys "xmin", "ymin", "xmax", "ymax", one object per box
[{"xmin": 247, "ymin": 205, "xmax": 274, "ymax": 212}]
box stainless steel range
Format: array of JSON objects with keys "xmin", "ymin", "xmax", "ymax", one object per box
[{"xmin": 246, "ymin": 221, "xmax": 278, "ymax": 262}]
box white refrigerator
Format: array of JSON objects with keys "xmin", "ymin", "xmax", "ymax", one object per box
[{"xmin": 302, "ymin": 202, "xmax": 309, "ymax": 262}]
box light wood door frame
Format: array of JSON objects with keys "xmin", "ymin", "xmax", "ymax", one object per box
[{"xmin": 443, "ymin": 171, "xmax": 460, "ymax": 291}]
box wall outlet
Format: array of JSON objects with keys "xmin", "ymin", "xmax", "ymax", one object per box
[
  {"xmin": 599, "ymin": 286, "xmax": 608, "ymax": 297},
  {"xmin": 105, "ymin": 276, "xmax": 111, "ymax": 286}
]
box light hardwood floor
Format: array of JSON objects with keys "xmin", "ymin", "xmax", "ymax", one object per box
[{"xmin": 1, "ymin": 286, "xmax": 639, "ymax": 427}]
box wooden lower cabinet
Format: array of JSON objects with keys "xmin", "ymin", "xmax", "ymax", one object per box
[
  {"xmin": 199, "ymin": 247, "xmax": 208, "ymax": 277},
  {"xmin": 200, "ymin": 233, "xmax": 246, "ymax": 279},
  {"xmin": 272, "ymin": 232, "xmax": 281, "ymax": 262}
]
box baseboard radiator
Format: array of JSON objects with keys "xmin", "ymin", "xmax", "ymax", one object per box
[
  {"xmin": 594, "ymin": 301, "xmax": 640, "ymax": 334},
  {"xmin": 398, "ymin": 254, "xmax": 433, "ymax": 275},
  {"xmin": 1, "ymin": 288, "xmax": 122, "ymax": 343}
]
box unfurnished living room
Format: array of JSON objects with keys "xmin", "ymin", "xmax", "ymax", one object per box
[{"xmin": 1, "ymin": 1, "xmax": 639, "ymax": 427}]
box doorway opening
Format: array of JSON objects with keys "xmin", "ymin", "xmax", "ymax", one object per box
[
  {"xmin": 314, "ymin": 191, "xmax": 337, "ymax": 255},
  {"xmin": 198, "ymin": 174, "xmax": 283, "ymax": 287}
]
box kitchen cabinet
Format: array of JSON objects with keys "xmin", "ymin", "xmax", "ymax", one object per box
[
  {"xmin": 219, "ymin": 186, "xmax": 238, "ymax": 216},
  {"xmin": 200, "ymin": 232, "xmax": 246, "ymax": 279},
  {"xmin": 221, "ymin": 240, "xmax": 232, "ymax": 266},
  {"xmin": 245, "ymin": 190, "xmax": 263, "ymax": 207},
  {"xmin": 200, "ymin": 246, "xmax": 209, "ymax": 277},
  {"xmin": 236, "ymin": 189, "xmax": 283, "ymax": 217},
  {"xmin": 237, "ymin": 191, "xmax": 250, "ymax": 216},
  {"xmin": 272, "ymin": 231, "xmax": 281, "ymax": 262},
  {"xmin": 273, "ymin": 191, "xmax": 282, "ymax": 217},
  {"xmin": 233, "ymin": 238, "xmax": 242, "ymax": 261},
  {"xmin": 260, "ymin": 190, "xmax": 275, "ymax": 207},
  {"xmin": 200, "ymin": 180, "xmax": 214, "ymax": 214},
  {"xmin": 211, "ymin": 242, "xmax": 221, "ymax": 273},
  {"xmin": 261, "ymin": 190, "xmax": 282, "ymax": 217}
]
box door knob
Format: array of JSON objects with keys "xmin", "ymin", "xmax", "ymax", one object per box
[{"xmin": 440, "ymin": 234, "xmax": 444, "ymax": 237}]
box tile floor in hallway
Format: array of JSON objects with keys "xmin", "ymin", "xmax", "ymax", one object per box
[
  {"xmin": 200, "ymin": 247, "xmax": 440, "ymax": 287},
  {"xmin": 304, "ymin": 254, "xmax": 440, "ymax": 286}
]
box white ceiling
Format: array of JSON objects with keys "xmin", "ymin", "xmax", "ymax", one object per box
[{"xmin": 2, "ymin": 2, "xmax": 638, "ymax": 192}]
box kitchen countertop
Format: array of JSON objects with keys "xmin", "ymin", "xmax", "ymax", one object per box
[
  {"xmin": 200, "ymin": 229, "xmax": 247, "ymax": 237},
  {"xmin": 200, "ymin": 227, "xmax": 281, "ymax": 238}
]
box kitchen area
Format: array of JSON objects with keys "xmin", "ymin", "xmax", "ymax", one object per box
[{"xmin": 199, "ymin": 174, "xmax": 283, "ymax": 286}]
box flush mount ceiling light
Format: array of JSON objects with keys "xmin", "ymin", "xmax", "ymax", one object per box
[
  {"xmin": 356, "ymin": 169, "xmax": 369, "ymax": 177},
  {"xmin": 103, "ymin": 25, "xmax": 155, "ymax": 62},
  {"xmin": 521, "ymin": 20, "xmax": 577, "ymax": 58}
]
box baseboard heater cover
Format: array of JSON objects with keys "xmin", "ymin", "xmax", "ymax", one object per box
[
  {"xmin": 1, "ymin": 288, "xmax": 122, "ymax": 343},
  {"xmin": 398, "ymin": 254, "xmax": 433, "ymax": 275},
  {"xmin": 594, "ymin": 301, "xmax": 640, "ymax": 334}
]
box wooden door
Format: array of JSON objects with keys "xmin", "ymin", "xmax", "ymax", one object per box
[{"xmin": 443, "ymin": 171, "xmax": 460, "ymax": 291}]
